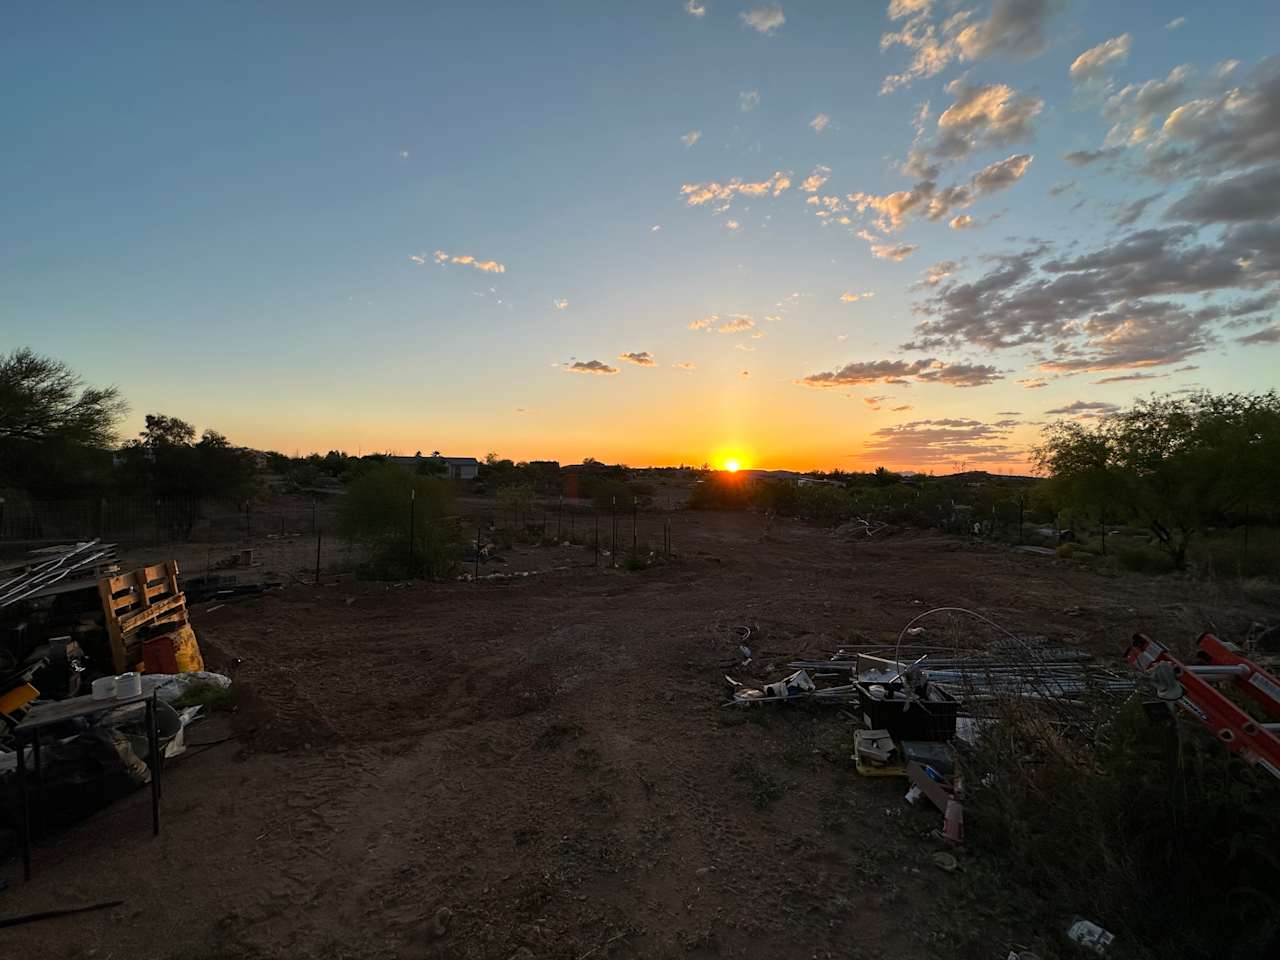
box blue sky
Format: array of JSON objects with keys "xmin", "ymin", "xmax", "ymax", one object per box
[{"xmin": 4, "ymin": 1, "xmax": 1279, "ymax": 470}]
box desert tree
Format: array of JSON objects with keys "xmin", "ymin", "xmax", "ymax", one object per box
[
  {"xmin": 0, "ymin": 347, "xmax": 127, "ymax": 448},
  {"xmin": 1035, "ymin": 391, "xmax": 1280, "ymax": 569}
]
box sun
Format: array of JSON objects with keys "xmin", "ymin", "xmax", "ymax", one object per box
[{"xmin": 724, "ymin": 458, "xmax": 741, "ymax": 473}]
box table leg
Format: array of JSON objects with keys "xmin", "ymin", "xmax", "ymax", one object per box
[
  {"xmin": 17, "ymin": 736, "xmax": 30, "ymax": 881},
  {"xmin": 147, "ymin": 694, "xmax": 160, "ymax": 836}
]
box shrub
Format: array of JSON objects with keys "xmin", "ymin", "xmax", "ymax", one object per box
[
  {"xmin": 962, "ymin": 696, "xmax": 1280, "ymax": 958},
  {"xmin": 1117, "ymin": 544, "xmax": 1177, "ymax": 574},
  {"xmin": 338, "ymin": 464, "xmax": 460, "ymax": 579}
]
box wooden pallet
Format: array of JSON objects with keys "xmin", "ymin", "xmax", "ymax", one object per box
[{"xmin": 97, "ymin": 560, "xmax": 189, "ymax": 672}]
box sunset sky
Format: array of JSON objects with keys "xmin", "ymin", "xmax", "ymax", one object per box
[{"xmin": 4, "ymin": 2, "xmax": 1279, "ymax": 472}]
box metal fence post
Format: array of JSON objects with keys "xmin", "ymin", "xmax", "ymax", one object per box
[
  {"xmin": 408, "ymin": 488, "xmax": 416, "ymax": 574},
  {"xmin": 315, "ymin": 528, "xmax": 323, "ymax": 585}
]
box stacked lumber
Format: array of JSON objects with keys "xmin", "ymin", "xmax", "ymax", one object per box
[{"xmin": 0, "ymin": 541, "xmax": 120, "ymax": 609}]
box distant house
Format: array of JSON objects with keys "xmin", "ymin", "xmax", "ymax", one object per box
[{"xmin": 388, "ymin": 453, "xmax": 480, "ymax": 480}]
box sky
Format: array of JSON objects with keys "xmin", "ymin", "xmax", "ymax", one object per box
[{"xmin": 4, "ymin": 1, "xmax": 1279, "ymax": 473}]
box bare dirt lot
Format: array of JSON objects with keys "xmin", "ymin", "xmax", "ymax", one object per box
[{"xmin": 4, "ymin": 510, "xmax": 1278, "ymax": 959}]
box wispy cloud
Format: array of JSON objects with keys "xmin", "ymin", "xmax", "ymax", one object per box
[
  {"xmin": 949, "ymin": 214, "xmax": 975, "ymax": 229},
  {"xmin": 685, "ymin": 1, "xmax": 707, "ymax": 18},
  {"xmin": 1018, "ymin": 377, "xmax": 1049, "ymax": 389},
  {"xmin": 797, "ymin": 357, "xmax": 1003, "ymax": 389},
  {"xmin": 673, "ymin": 360, "xmax": 697, "ymax": 371},
  {"xmin": 861, "ymin": 417, "xmax": 1024, "ymax": 465},
  {"xmin": 810, "ymin": 113, "xmax": 831, "ymax": 133},
  {"xmin": 1070, "ymin": 34, "xmax": 1132, "ymax": 87},
  {"xmin": 680, "ymin": 170, "xmax": 792, "ymax": 208},
  {"xmin": 1165, "ymin": 17, "xmax": 1186, "ymax": 30},
  {"xmin": 852, "ymin": 153, "xmax": 1033, "ymax": 232},
  {"xmin": 741, "ymin": 4, "xmax": 785, "ymax": 35},
  {"xmin": 553, "ymin": 298, "xmax": 569, "ymax": 310},
  {"xmin": 718, "ymin": 315, "xmax": 757, "ymax": 334},
  {"xmin": 1045, "ymin": 399, "xmax": 1120, "ymax": 419},
  {"xmin": 800, "ymin": 165, "xmax": 831, "ymax": 192},
  {"xmin": 725, "ymin": 219, "xmax": 741, "ymax": 230},
  {"xmin": 681, "ymin": 129, "xmax": 702, "ymax": 146},
  {"xmin": 857, "ymin": 231, "xmax": 920, "ymax": 261},
  {"xmin": 739, "ymin": 89, "xmax": 761, "ymax": 111},
  {"xmin": 880, "ymin": 0, "xmax": 1062, "ymax": 93},
  {"xmin": 840, "ymin": 291, "xmax": 875, "ymax": 302},
  {"xmin": 427, "ymin": 250, "xmax": 506, "ymax": 274},
  {"xmin": 906, "ymin": 80, "xmax": 1042, "ymax": 172},
  {"xmin": 567, "ymin": 360, "xmax": 619, "ymax": 375},
  {"xmin": 619, "ymin": 351, "xmax": 656, "ymax": 366}
]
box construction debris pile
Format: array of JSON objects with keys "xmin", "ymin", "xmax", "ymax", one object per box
[
  {"xmin": 1, "ymin": 541, "xmax": 231, "ymax": 864},
  {"xmin": 724, "ymin": 609, "xmax": 1139, "ymax": 845}
]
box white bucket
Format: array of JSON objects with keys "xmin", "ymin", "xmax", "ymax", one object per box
[
  {"xmin": 92, "ymin": 676, "xmax": 117, "ymax": 700},
  {"xmin": 115, "ymin": 672, "xmax": 142, "ymax": 698}
]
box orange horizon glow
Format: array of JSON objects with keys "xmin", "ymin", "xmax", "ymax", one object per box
[{"xmin": 724, "ymin": 458, "xmax": 741, "ymax": 472}]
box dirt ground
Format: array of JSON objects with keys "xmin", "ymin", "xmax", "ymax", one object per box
[{"xmin": 4, "ymin": 509, "xmax": 1278, "ymax": 959}]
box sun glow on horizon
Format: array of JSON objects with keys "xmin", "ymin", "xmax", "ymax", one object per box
[{"xmin": 724, "ymin": 458, "xmax": 741, "ymax": 472}]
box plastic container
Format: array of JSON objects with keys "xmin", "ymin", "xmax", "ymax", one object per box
[
  {"xmin": 115, "ymin": 671, "xmax": 142, "ymax": 698},
  {"xmin": 857, "ymin": 681, "xmax": 958, "ymax": 741},
  {"xmin": 92, "ymin": 676, "xmax": 118, "ymax": 700}
]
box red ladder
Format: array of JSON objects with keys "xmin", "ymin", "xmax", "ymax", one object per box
[{"xmin": 1128, "ymin": 633, "xmax": 1280, "ymax": 782}]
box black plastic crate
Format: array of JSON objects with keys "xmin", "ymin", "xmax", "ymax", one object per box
[{"xmin": 856, "ymin": 682, "xmax": 958, "ymax": 741}]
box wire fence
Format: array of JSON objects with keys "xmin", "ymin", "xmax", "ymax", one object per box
[{"xmin": 0, "ymin": 496, "xmax": 681, "ymax": 582}]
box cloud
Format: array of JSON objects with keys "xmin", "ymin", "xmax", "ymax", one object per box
[
  {"xmin": 1112, "ymin": 192, "xmax": 1163, "ymax": 226},
  {"xmin": 801, "ymin": 165, "xmax": 831, "ymax": 192},
  {"xmin": 1018, "ymin": 377, "xmax": 1049, "ymax": 388},
  {"xmin": 862, "ymin": 417, "xmax": 1024, "ymax": 465},
  {"xmin": 1165, "ymin": 17, "xmax": 1186, "ymax": 30},
  {"xmin": 852, "ymin": 153, "xmax": 1033, "ymax": 232},
  {"xmin": 1070, "ymin": 34, "xmax": 1132, "ymax": 86},
  {"xmin": 681, "ymin": 130, "xmax": 702, "ymax": 146},
  {"xmin": 739, "ymin": 89, "xmax": 761, "ymax": 111},
  {"xmin": 906, "ymin": 221, "xmax": 1280, "ymax": 371},
  {"xmin": 859, "ymin": 233, "xmax": 920, "ymax": 261},
  {"xmin": 796, "ymin": 357, "xmax": 1003, "ymax": 389},
  {"xmin": 1048, "ymin": 179, "xmax": 1076, "ymax": 197},
  {"xmin": 1237, "ymin": 325, "xmax": 1280, "ymax": 345},
  {"xmin": 864, "ymin": 394, "xmax": 893, "ymax": 409},
  {"xmin": 399, "ymin": 150, "xmax": 410, "ymax": 159},
  {"xmin": 891, "ymin": 404, "xmax": 915, "ymax": 412},
  {"xmin": 1165, "ymin": 165, "xmax": 1280, "ymax": 224},
  {"xmin": 1101, "ymin": 63, "xmax": 1195, "ymax": 150},
  {"xmin": 741, "ymin": 4, "xmax": 785, "ymax": 34},
  {"xmin": 734, "ymin": 343, "xmax": 756, "ymax": 352},
  {"xmin": 717, "ymin": 315, "xmax": 757, "ymax": 333},
  {"xmin": 949, "ymin": 214, "xmax": 975, "ymax": 229},
  {"xmin": 880, "ymin": 0, "xmax": 1062, "ymax": 93},
  {"xmin": 1045, "ymin": 399, "xmax": 1120, "ymax": 419},
  {"xmin": 430, "ymin": 250, "xmax": 506, "ymax": 273},
  {"xmin": 911, "ymin": 80, "xmax": 1042, "ymax": 168},
  {"xmin": 1064, "ymin": 147, "xmax": 1122, "ymax": 167},
  {"xmin": 810, "ymin": 113, "xmax": 831, "ymax": 133},
  {"xmin": 673, "ymin": 361, "xmax": 697, "ymax": 370},
  {"xmin": 688, "ymin": 315, "xmax": 717, "ymax": 330},
  {"xmin": 651, "ymin": 224, "xmax": 662, "ymax": 231},
  {"xmin": 619, "ymin": 351, "xmax": 656, "ymax": 366},
  {"xmin": 567, "ymin": 360, "xmax": 619, "ymax": 375},
  {"xmin": 919, "ymin": 260, "xmax": 960, "ymax": 286},
  {"xmin": 1094, "ymin": 371, "xmax": 1167, "ymax": 384},
  {"xmin": 740, "ymin": 370, "xmax": 751, "ymax": 378},
  {"xmin": 680, "ymin": 170, "xmax": 792, "ymax": 208},
  {"xmin": 725, "ymin": 219, "xmax": 741, "ymax": 230},
  {"xmin": 840, "ymin": 291, "xmax": 875, "ymax": 302},
  {"xmin": 553, "ymin": 298, "xmax": 569, "ymax": 310},
  {"xmin": 685, "ymin": 1, "xmax": 707, "ymax": 17},
  {"xmin": 952, "ymin": 0, "xmax": 1059, "ymax": 62}
]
